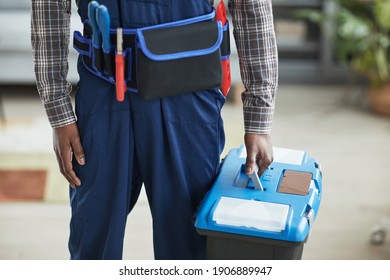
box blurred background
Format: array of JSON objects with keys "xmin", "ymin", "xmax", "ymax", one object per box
[{"xmin": 0, "ymin": 0, "xmax": 389, "ymax": 260}]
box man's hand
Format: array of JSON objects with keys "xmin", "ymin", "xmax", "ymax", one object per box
[
  {"xmin": 244, "ymin": 133, "xmax": 273, "ymax": 178},
  {"xmin": 53, "ymin": 123, "xmax": 85, "ymax": 189}
]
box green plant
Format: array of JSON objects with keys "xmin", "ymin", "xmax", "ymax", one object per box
[{"xmin": 297, "ymin": 0, "xmax": 390, "ymax": 87}]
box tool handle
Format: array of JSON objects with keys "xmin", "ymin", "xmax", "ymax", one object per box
[
  {"xmin": 221, "ymin": 57, "xmax": 231, "ymax": 96},
  {"xmin": 215, "ymin": 0, "xmax": 231, "ymax": 96},
  {"xmin": 88, "ymin": 1, "xmax": 101, "ymax": 48},
  {"xmin": 115, "ymin": 55, "xmax": 126, "ymax": 102},
  {"xmin": 215, "ymin": 0, "xmax": 227, "ymax": 25},
  {"xmin": 96, "ymin": 5, "xmax": 112, "ymax": 53}
]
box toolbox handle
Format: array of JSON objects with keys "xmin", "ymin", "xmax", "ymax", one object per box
[
  {"xmin": 235, "ymin": 164, "xmax": 264, "ymax": 191},
  {"xmin": 247, "ymin": 165, "xmax": 264, "ymax": 191}
]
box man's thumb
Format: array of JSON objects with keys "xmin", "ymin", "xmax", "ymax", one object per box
[
  {"xmin": 72, "ymin": 137, "xmax": 86, "ymax": 165},
  {"xmin": 245, "ymin": 153, "xmax": 257, "ymax": 175}
]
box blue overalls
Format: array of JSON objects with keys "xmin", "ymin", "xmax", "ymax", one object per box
[{"xmin": 70, "ymin": 0, "xmax": 226, "ymax": 259}]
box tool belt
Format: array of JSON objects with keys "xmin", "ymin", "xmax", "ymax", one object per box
[{"xmin": 73, "ymin": 10, "xmax": 230, "ymax": 100}]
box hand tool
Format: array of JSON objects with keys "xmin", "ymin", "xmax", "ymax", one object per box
[
  {"xmin": 215, "ymin": 0, "xmax": 231, "ymax": 96},
  {"xmin": 88, "ymin": 1, "xmax": 101, "ymax": 48},
  {"xmin": 96, "ymin": 5, "xmax": 113, "ymax": 53},
  {"xmin": 115, "ymin": 28, "xmax": 126, "ymax": 102}
]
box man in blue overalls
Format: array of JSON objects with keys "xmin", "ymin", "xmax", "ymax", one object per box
[{"xmin": 31, "ymin": 0, "xmax": 278, "ymax": 259}]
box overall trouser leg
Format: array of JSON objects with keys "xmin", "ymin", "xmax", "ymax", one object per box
[
  {"xmin": 131, "ymin": 90, "xmax": 225, "ymax": 259},
  {"xmin": 69, "ymin": 62, "xmax": 142, "ymax": 259}
]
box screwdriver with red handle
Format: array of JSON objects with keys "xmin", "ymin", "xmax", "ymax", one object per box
[
  {"xmin": 215, "ymin": 0, "xmax": 231, "ymax": 96},
  {"xmin": 115, "ymin": 28, "xmax": 126, "ymax": 102}
]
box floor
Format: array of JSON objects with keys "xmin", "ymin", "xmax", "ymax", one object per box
[{"xmin": 0, "ymin": 84, "xmax": 390, "ymax": 260}]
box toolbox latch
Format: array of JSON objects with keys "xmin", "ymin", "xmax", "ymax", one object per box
[{"xmin": 305, "ymin": 208, "xmax": 315, "ymax": 241}]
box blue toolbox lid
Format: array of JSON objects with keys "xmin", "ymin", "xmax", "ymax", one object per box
[{"xmin": 195, "ymin": 145, "xmax": 322, "ymax": 243}]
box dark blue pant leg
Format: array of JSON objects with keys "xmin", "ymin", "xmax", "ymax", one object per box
[
  {"xmin": 69, "ymin": 63, "xmax": 142, "ymax": 259},
  {"xmin": 131, "ymin": 89, "xmax": 225, "ymax": 259}
]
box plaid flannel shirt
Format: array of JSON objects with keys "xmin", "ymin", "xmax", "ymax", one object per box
[{"xmin": 31, "ymin": 0, "xmax": 278, "ymax": 134}]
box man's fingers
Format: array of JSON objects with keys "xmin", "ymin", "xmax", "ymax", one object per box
[
  {"xmin": 257, "ymin": 156, "xmax": 270, "ymax": 177},
  {"xmin": 253, "ymin": 151, "xmax": 273, "ymax": 177},
  {"xmin": 244, "ymin": 133, "xmax": 274, "ymax": 178},
  {"xmin": 246, "ymin": 150, "xmax": 269, "ymax": 177},
  {"xmin": 71, "ymin": 136, "xmax": 86, "ymax": 166},
  {"xmin": 245, "ymin": 148, "xmax": 258, "ymax": 175},
  {"xmin": 56, "ymin": 145, "xmax": 81, "ymax": 188},
  {"xmin": 62, "ymin": 145, "xmax": 81, "ymax": 186},
  {"xmin": 55, "ymin": 149, "xmax": 76, "ymax": 188},
  {"xmin": 53, "ymin": 123, "xmax": 84, "ymax": 188}
]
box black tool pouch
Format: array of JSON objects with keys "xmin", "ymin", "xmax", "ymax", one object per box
[{"xmin": 136, "ymin": 20, "xmax": 223, "ymax": 100}]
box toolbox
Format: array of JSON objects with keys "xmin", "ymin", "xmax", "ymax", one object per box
[{"xmin": 195, "ymin": 145, "xmax": 322, "ymax": 260}]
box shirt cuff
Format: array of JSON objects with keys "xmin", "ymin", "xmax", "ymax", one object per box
[
  {"xmin": 43, "ymin": 96, "xmax": 76, "ymax": 128},
  {"xmin": 242, "ymin": 95, "xmax": 275, "ymax": 135}
]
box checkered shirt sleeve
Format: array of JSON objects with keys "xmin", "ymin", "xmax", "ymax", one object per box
[
  {"xmin": 228, "ymin": 0, "xmax": 278, "ymax": 134},
  {"xmin": 31, "ymin": 0, "xmax": 76, "ymax": 128}
]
